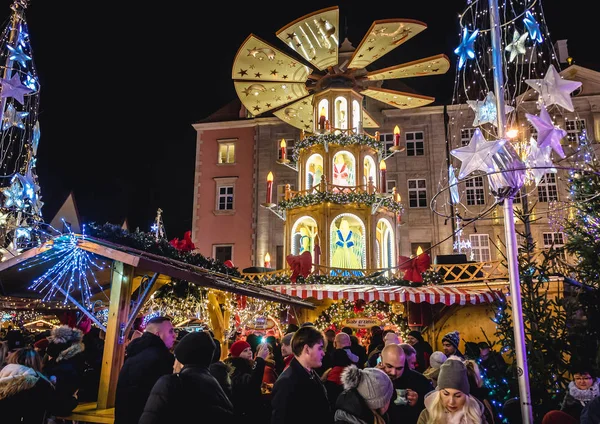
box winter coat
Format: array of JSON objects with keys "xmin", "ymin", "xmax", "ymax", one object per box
[
  {"xmin": 581, "ymin": 395, "xmax": 600, "ymax": 424},
  {"xmin": 224, "ymin": 355, "xmax": 266, "ymax": 418},
  {"xmin": 263, "ymin": 358, "xmax": 278, "ymax": 385},
  {"xmin": 43, "ymin": 340, "xmax": 86, "ymax": 399},
  {"xmin": 209, "ymin": 361, "xmax": 233, "ymax": 399},
  {"xmin": 387, "ymin": 368, "xmax": 434, "ymax": 424},
  {"xmin": 561, "ymin": 378, "xmax": 600, "ymax": 419},
  {"xmin": 416, "ymin": 391, "xmax": 487, "ymax": 424},
  {"xmin": 413, "ymin": 341, "xmax": 433, "ymax": 373},
  {"xmin": 334, "ymin": 387, "xmax": 389, "ymax": 424},
  {"xmin": 139, "ymin": 365, "xmax": 234, "ymax": 424},
  {"xmin": 271, "ymin": 357, "xmax": 332, "ymax": 424},
  {"xmin": 114, "ymin": 332, "xmax": 174, "ymax": 424},
  {"xmin": 0, "ymin": 363, "xmax": 78, "ymax": 424}
]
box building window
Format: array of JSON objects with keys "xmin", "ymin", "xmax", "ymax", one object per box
[
  {"xmin": 213, "ymin": 245, "xmax": 233, "ymax": 262},
  {"xmin": 513, "ymin": 188, "xmax": 524, "ymax": 204},
  {"xmin": 277, "ymin": 184, "xmax": 294, "ymax": 203},
  {"xmin": 565, "ymin": 119, "xmax": 586, "ymax": 143},
  {"xmin": 465, "ymin": 176, "xmax": 485, "ymax": 205},
  {"xmin": 543, "ymin": 232, "xmax": 566, "ymax": 259},
  {"xmin": 379, "ymin": 133, "xmax": 395, "ymax": 154},
  {"xmin": 461, "ymin": 128, "xmax": 476, "ymax": 146},
  {"xmin": 537, "ymin": 173, "xmax": 558, "ymax": 202},
  {"xmin": 406, "ymin": 131, "xmax": 424, "ymax": 156},
  {"xmin": 408, "ymin": 179, "xmax": 427, "ymax": 208},
  {"xmin": 386, "ymin": 180, "xmax": 396, "ymax": 194},
  {"xmin": 218, "ymin": 140, "xmax": 236, "ymax": 164},
  {"xmin": 214, "ymin": 177, "xmax": 238, "ymax": 214},
  {"xmin": 470, "ymin": 234, "xmax": 491, "ymax": 262}
]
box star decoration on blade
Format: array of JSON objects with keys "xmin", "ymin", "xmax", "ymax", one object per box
[
  {"xmin": 523, "ymin": 10, "xmax": 543, "ymax": 43},
  {"xmin": 525, "ymin": 105, "xmax": 567, "ymax": 158},
  {"xmin": 454, "ymin": 27, "xmax": 478, "ymax": 70},
  {"xmin": 526, "ymin": 138, "xmax": 556, "ymax": 185},
  {"xmin": 0, "ymin": 72, "xmax": 35, "ymax": 105},
  {"xmin": 505, "ymin": 29, "xmax": 528, "ymax": 62},
  {"xmin": 525, "ymin": 64, "xmax": 582, "ymax": 112},
  {"xmin": 2, "ymin": 103, "xmax": 29, "ymax": 130},
  {"xmin": 2, "ymin": 178, "xmax": 24, "ymax": 209},
  {"xmin": 467, "ymin": 91, "xmax": 514, "ymax": 127},
  {"xmin": 6, "ymin": 43, "xmax": 32, "ymax": 67},
  {"xmin": 450, "ymin": 128, "xmax": 505, "ymax": 179}
]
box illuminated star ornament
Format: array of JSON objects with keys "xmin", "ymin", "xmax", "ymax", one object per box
[
  {"xmin": 467, "ymin": 91, "xmax": 514, "ymax": 127},
  {"xmin": 523, "ymin": 10, "xmax": 543, "ymax": 43},
  {"xmin": 0, "ymin": 72, "xmax": 35, "ymax": 105},
  {"xmin": 450, "ymin": 128, "xmax": 505, "ymax": 179},
  {"xmin": 2, "ymin": 103, "xmax": 29, "ymax": 130},
  {"xmin": 454, "ymin": 27, "xmax": 478, "ymax": 70},
  {"xmin": 526, "ymin": 138, "xmax": 556, "ymax": 185},
  {"xmin": 525, "ymin": 105, "xmax": 567, "ymax": 158},
  {"xmin": 2, "ymin": 178, "xmax": 24, "ymax": 209},
  {"xmin": 525, "ymin": 64, "xmax": 582, "ymax": 112},
  {"xmin": 505, "ymin": 29, "xmax": 528, "ymax": 62},
  {"xmin": 6, "ymin": 43, "xmax": 32, "ymax": 67}
]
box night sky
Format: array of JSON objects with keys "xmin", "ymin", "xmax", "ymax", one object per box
[{"xmin": 1, "ymin": 0, "xmax": 596, "ymax": 239}]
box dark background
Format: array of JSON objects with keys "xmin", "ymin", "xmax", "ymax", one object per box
[{"xmin": 1, "ymin": 0, "xmax": 596, "ymax": 239}]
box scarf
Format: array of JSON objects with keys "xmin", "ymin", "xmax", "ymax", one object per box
[{"xmin": 568, "ymin": 379, "xmax": 600, "ymax": 404}]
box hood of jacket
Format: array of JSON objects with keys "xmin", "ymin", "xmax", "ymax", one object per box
[
  {"xmin": 55, "ymin": 341, "xmax": 85, "ymax": 362},
  {"xmin": 125, "ymin": 331, "xmax": 166, "ymax": 358},
  {"xmin": 0, "ymin": 364, "xmax": 40, "ymax": 400},
  {"xmin": 335, "ymin": 388, "xmax": 374, "ymax": 424}
]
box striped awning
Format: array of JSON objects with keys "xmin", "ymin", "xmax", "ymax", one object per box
[{"xmin": 265, "ymin": 284, "xmax": 498, "ymax": 305}]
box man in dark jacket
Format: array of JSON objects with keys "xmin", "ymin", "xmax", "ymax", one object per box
[
  {"xmin": 139, "ymin": 331, "xmax": 234, "ymax": 424},
  {"xmin": 377, "ymin": 344, "xmax": 433, "ymax": 424},
  {"xmin": 271, "ymin": 326, "xmax": 332, "ymax": 424},
  {"xmin": 114, "ymin": 316, "xmax": 175, "ymax": 424}
]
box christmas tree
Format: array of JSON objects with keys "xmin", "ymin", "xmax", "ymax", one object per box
[{"xmin": 0, "ymin": 0, "xmax": 44, "ymax": 256}]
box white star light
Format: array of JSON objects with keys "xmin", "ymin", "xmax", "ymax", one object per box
[
  {"xmin": 526, "ymin": 138, "xmax": 556, "ymax": 185},
  {"xmin": 525, "ymin": 64, "xmax": 582, "ymax": 112},
  {"xmin": 505, "ymin": 29, "xmax": 528, "ymax": 63},
  {"xmin": 450, "ymin": 128, "xmax": 505, "ymax": 179},
  {"xmin": 467, "ymin": 91, "xmax": 514, "ymax": 127},
  {"xmin": 525, "ymin": 105, "xmax": 567, "ymax": 158}
]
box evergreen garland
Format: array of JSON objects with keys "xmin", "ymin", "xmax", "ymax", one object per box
[
  {"xmin": 278, "ymin": 191, "xmax": 403, "ymax": 214},
  {"xmin": 293, "ymin": 133, "xmax": 383, "ymax": 161},
  {"xmin": 258, "ymin": 273, "xmax": 412, "ymax": 287}
]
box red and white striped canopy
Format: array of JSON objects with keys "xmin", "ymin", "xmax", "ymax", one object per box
[{"xmin": 266, "ymin": 284, "xmax": 498, "ymax": 305}]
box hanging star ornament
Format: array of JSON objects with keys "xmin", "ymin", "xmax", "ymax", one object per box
[
  {"xmin": 6, "ymin": 43, "xmax": 32, "ymax": 68},
  {"xmin": 523, "ymin": 10, "xmax": 543, "ymax": 43},
  {"xmin": 450, "ymin": 128, "xmax": 505, "ymax": 179},
  {"xmin": 505, "ymin": 29, "xmax": 528, "ymax": 62},
  {"xmin": 454, "ymin": 27, "xmax": 478, "ymax": 70},
  {"xmin": 0, "ymin": 73, "xmax": 34, "ymax": 105},
  {"xmin": 2, "ymin": 103, "xmax": 29, "ymax": 130},
  {"xmin": 467, "ymin": 91, "xmax": 514, "ymax": 127},
  {"xmin": 2, "ymin": 178, "xmax": 24, "ymax": 209},
  {"xmin": 525, "ymin": 64, "xmax": 582, "ymax": 112},
  {"xmin": 525, "ymin": 105, "xmax": 567, "ymax": 158},
  {"xmin": 526, "ymin": 138, "xmax": 556, "ymax": 185}
]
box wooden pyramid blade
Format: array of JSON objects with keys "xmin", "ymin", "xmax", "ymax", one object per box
[
  {"xmin": 232, "ymin": 34, "xmax": 312, "ymax": 83},
  {"xmin": 361, "ymin": 87, "xmax": 434, "ymax": 109},
  {"xmin": 273, "ymin": 94, "xmax": 315, "ymax": 132},
  {"xmin": 364, "ymin": 54, "xmax": 450, "ymax": 81},
  {"xmin": 234, "ymin": 81, "xmax": 309, "ymax": 116},
  {"xmin": 348, "ymin": 19, "xmax": 427, "ymax": 70},
  {"xmin": 362, "ymin": 109, "xmax": 380, "ymax": 128},
  {"xmin": 276, "ymin": 6, "xmax": 339, "ymax": 71}
]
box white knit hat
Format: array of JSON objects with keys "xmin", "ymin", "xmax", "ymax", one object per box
[
  {"xmin": 429, "ymin": 351, "xmax": 447, "ymax": 369},
  {"xmin": 341, "ymin": 365, "xmax": 394, "ymax": 410}
]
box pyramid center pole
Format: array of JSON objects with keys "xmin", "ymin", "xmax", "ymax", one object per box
[{"xmin": 488, "ymin": 0, "xmax": 533, "ymax": 422}]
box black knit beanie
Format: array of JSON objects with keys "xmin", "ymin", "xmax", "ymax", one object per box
[{"xmin": 174, "ymin": 331, "xmax": 215, "ymax": 367}]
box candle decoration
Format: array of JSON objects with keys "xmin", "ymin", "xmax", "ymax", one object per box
[
  {"xmin": 264, "ymin": 252, "xmax": 271, "ymax": 268},
  {"xmin": 262, "ymin": 171, "xmax": 276, "ymax": 207},
  {"xmin": 390, "ymin": 125, "xmax": 404, "ymax": 152},
  {"xmin": 278, "ymin": 139, "xmax": 289, "ymax": 164},
  {"xmin": 379, "ymin": 160, "xmax": 387, "ymax": 193},
  {"xmin": 318, "ymin": 106, "xmax": 326, "ymax": 131}
]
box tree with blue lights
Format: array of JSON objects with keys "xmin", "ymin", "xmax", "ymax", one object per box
[{"xmin": 0, "ymin": 0, "xmax": 44, "ymax": 257}]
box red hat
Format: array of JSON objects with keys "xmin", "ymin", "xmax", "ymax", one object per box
[{"xmin": 229, "ymin": 340, "xmax": 251, "ymax": 357}]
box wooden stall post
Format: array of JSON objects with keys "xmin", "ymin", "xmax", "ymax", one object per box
[{"xmin": 97, "ymin": 261, "xmax": 134, "ymax": 409}]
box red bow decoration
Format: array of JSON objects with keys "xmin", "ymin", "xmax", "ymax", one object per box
[
  {"xmin": 398, "ymin": 252, "xmax": 431, "ymax": 283},
  {"xmin": 223, "ymin": 260, "xmax": 235, "ymax": 268},
  {"xmin": 286, "ymin": 251, "xmax": 312, "ymax": 283},
  {"xmin": 169, "ymin": 230, "xmax": 196, "ymax": 252}
]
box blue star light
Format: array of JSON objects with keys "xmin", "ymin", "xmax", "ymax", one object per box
[
  {"xmin": 6, "ymin": 43, "xmax": 32, "ymax": 68},
  {"xmin": 0, "ymin": 73, "xmax": 35, "ymax": 105},
  {"xmin": 2, "ymin": 103, "xmax": 29, "ymax": 130},
  {"xmin": 2, "ymin": 178, "xmax": 24, "ymax": 209},
  {"xmin": 454, "ymin": 27, "xmax": 479, "ymax": 70},
  {"xmin": 467, "ymin": 91, "xmax": 514, "ymax": 127},
  {"xmin": 523, "ymin": 11, "xmax": 543, "ymax": 43},
  {"xmin": 23, "ymin": 74, "xmax": 38, "ymax": 91}
]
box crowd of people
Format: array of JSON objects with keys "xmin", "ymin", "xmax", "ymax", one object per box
[{"xmin": 2, "ymin": 318, "xmax": 599, "ymax": 424}]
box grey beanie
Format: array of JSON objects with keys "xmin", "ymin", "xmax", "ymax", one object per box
[
  {"xmin": 437, "ymin": 358, "xmax": 470, "ymax": 394},
  {"xmin": 341, "ymin": 365, "xmax": 394, "ymax": 410},
  {"xmin": 429, "ymin": 351, "xmax": 447, "ymax": 369},
  {"xmin": 281, "ymin": 332, "xmax": 295, "ymax": 346}
]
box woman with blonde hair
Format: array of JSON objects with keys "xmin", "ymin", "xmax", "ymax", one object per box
[{"xmin": 417, "ymin": 356, "xmax": 487, "ymax": 424}]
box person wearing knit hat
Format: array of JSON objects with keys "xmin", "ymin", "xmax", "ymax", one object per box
[
  {"xmin": 229, "ymin": 339, "xmax": 252, "ymax": 359},
  {"xmin": 422, "ymin": 351, "xmax": 447, "ymax": 388},
  {"xmin": 281, "ymin": 332, "xmax": 295, "ymax": 370},
  {"xmin": 407, "ymin": 330, "xmax": 434, "ymax": 373},
  {"xmin": 43, "ymin": 325, "xmax": 86, "ymax": 401},
  {"xmin": 441, "ymin": 330, "xmax": 465, "ymax": 359},
  {"xmin": 334, "ymin": 365, "xmax": 394, "ymax": 422},
  {"xmin": 417, "ymin": 357, "xmax": 486, "ymax": 424},
  {"xmin": 139, "ymin": 331, "xmax": 234, "ymax": 424}
]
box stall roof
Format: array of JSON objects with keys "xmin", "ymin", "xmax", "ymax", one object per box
[
  {"xmin": 266, "ymin": 284, "xmax": 502, "ymax": 305},
  {"xmin": 0, "ymin": 236, "xmax": 315, "ymax": 309}
]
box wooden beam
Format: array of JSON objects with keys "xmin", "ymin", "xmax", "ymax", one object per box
[{"xmin": 97, "ymin": 261, "xmax": 133, "ymax": 409}]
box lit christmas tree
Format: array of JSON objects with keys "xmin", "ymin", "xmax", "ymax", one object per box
[{"xmin": 0, "ymin": 0, "xmax": 44, "ymax": 256}]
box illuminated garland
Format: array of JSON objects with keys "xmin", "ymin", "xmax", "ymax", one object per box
[
  {"xmin": 259, "ymin": 273, "xmax": 411, "ymax": 287},
  {"xmin": 421, "ymin": 270, "xmax": 444, "ymax": 285},
  {"xmin": 293, "ymin": 133, "xmax": 383, "ymax": 161},
  {"xmin": 278, "ymin": 191, "xmax": 403, "ymax": 214}
]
